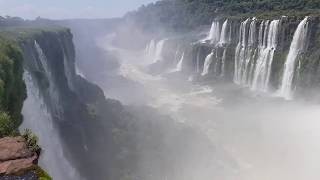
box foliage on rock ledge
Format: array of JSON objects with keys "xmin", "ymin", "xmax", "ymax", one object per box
[{"xmin": 0, "ymin": 38, "xmax": 26, "ymax": 137}]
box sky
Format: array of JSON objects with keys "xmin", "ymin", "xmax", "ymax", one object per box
[{"xmin": 0, "ymin": 0, "xmax": 157, "ymax": 20}]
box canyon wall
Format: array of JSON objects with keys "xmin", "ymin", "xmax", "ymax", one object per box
[{"xmin": 149, "ymin": 16, "xmax": 320, "ymax": 100}]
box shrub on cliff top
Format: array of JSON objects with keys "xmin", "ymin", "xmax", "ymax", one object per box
[
  {"xmin": 22, "ymin": 129, "xmax": 41, "ymax": 154},
  {"xmin": 0, "ymin": 112, "xmax": 14, "ymax": 137}
]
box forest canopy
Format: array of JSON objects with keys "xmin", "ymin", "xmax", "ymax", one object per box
[{"xmin": 128, "ymin": 0, "xmax": 320, "ymax": 31}]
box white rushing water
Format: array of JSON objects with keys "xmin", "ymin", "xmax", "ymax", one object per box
[
  {"xmin": 234, "ymin": 18, "xmax": 251, "ymax": 85},
  {"xmin": 251, "ymin": 20, "xmax": 280, "ymax": 92},
  {"xmin": 219, "ymin": 19, "xmax": 231, "ymax": 77},
  {"xmin": 201, "ymin": 51, "xmax": 214, "ymax": 76},
  {"xmin": 154, "ymin": 39, "xmax": 167, "ymax": 63},
  {"xmin": 21, "ymin": 72, "xmax": 81, "ymax": 180},
  {"xmin": 221, "ymin": 49, "xmax": 227, "ymax": 77},
  {"xmin": 145, "ymin": 39, "xmax": 168, "ymax": 63},
  {"xmin": 200, "ymin": 19, "xmax": 231, "ymax": 77},
  {"xmin": 279, "ymin": 17, "xmax": 309, "ymax": 100},
  {"xmin": 145, "ymin": 39, "xmax": 156, "ymax": 58},
  {"xmin": 175, "ymin": 52, "xmax": 185, "ymax": 72},
  {"xmin": 219, "ymin": 20, "xmax": 230, "ymax": 46},
  {"xmin": 205, "ymin": 21, "xmax": 220, "ymax": 44},
  {"xmin": 233, "ymin": 18, "xmax": 282, "ymax": 93},
  {"xmin": 34, "ymin": 41, "xmax": 63, "ymax": 118}
]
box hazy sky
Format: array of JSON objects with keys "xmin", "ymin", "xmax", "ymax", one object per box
[{"xmin": 0, "ymin": 0, "xmax": 157, "ymax": 19}]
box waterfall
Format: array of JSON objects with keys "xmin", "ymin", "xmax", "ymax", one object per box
[
  {"xmin": 221, "ymin": 49, "xmax": 227, "ymax": 77},
  {"xmin": 154, "ymin": 39, "xmax": 167, "ymax": 63},
  {"xmin": 219, "ymin": 20, "xmax": 229, "ymax": 46},
  {"xmin": 175, "ymin": 52, "xmax": 185, "ymax": 72},
  {"xmin": 200, "ymin": 19, "xmax": 231, "ymax": 77},
  {"xmin": 213, "ymin": 51, "xmax": 221, "ymax": 75},
  {"xmin": 242, "ymin": 19, "xmax": 257, "ymax": 85},
  {"xmin": 21, "ymin": 71, "xmax": 82, "ymax": 180},
  {"xmin": 34, "ymin": 41, "xmax": 63, "ymax": 118},
  {"xmin": 196, "ymin": 49, "xmax": 201, "ymax": 73},
  {"xmin": 251, "ymin": 20, "xmax": 280, "ymax": 91},
  {"xmin": 62, "ymin": 48, "xmax": 75, "ymax": 92},
  {"xmin": 219, "ymin": 19, "xmax": 231, "ymax": 77},
  {"xmin": 34, "ymin": 41, "xmax": 51, "ymax": 76},
  {"xmin": 234, "ymin": 18, "xmax": 282, "ymax": 91},
  {"xmin": 174, "ymin": 48, "xmax": 180, "ymax": 64},
  {"xmin": 145, "ymin": 39, "xmax": 168, "ymax": 63},
  {"xmin": 145, "ymin": 39, "xmax": 156, "ymax": 58},
  {"xmin": 228, "ymin": 21, "xmax": 232, "ymax": 43},
  {"xmin": 206, "ymin": 21, "xmax": 220, "ymax": 44},
  {"xmin": 76, "ymin": 65, "xmax": 86, "ymax": 79},
  {"xmin": 279, "ymin": 17, "xmax": 309, "ymax": 100},
  {"xmin": 234, "ymin": 18, "xmax": 255, "ymax": 85},
  {"xmin": 201, "ymin": 51, "xmax": 214, "ymax": 76}
]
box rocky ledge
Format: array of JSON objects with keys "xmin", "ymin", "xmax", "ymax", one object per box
[{"xmin": 0, "ymin": 137, "xmax": 50, "ymax": 180}]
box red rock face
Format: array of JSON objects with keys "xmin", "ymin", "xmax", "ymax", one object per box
[
  {"xmin": 0, "ymin": 155, "xmax": 37, "ymax": 175},
  {"xmin": 0, "ymin": 137, "xmax": 38, "ymax": 176},
  {"xmin": 0, "ymin": 137, "xmax": 33, "ymax": 162}
]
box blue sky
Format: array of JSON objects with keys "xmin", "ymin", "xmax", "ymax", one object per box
[{"xmin": 0, "ymin": 0, "xmax": 157, "ymax": 19}]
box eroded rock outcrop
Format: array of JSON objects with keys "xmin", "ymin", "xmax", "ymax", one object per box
[{"xmin": 0, "ymin": 137, "xmax": 39, "ymax": 179}]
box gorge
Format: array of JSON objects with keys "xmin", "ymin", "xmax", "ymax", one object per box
[{"xmin": 1, "ymin": 0, "xmax": 320, "ymax": 180}]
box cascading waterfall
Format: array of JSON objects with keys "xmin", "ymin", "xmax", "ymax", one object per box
[
  {"xmin": 219, "ymin": 19, "xmax": 231, "ymax": 77},
  {"xmin": 62, "ymin": 48, "xmax": 75, "ymax": 92},
  {"xmin": 174, "ymin": 48, "xmax": 180, "ymax": 64},
  {"xmin": 35, "ymin": 41, "xmax": 51, "ymax": 76},
  {"xmin": 21, "ymin": 72, "xmax": 82, "ymax": 180},
  {"xmin": 213, "ymin": 50, "xmax": 221, "ymax": 75},
  {"xmin": 233, "ymin": 18, "xmax": 282, "ymax": 91},
  {"xmin": 221, "ymin": 49, "xmax": 227, "ymax": 77},
  {"xmin": 175, "ymin": 52, "xmax": 185, "ymax": 72},
  {"xmin": 205, "ymin": 21, "xmax": 220, "ymax": 44},
  {"xmin": 251, "ymin": 20, "xmax": 280, "ymax": 91},
  {"xmin": 243, "ymin": 19, "xmax": 257, "ymax": 85},
  {"xmin": 234, "ymin": 18, "xmax": 256, "ymax": 85},
  {"xmin": 201, "ymin": 19, "xmax": 232, "ymax": 76},
  {"xmin": 201, "ymin": 51, "xmax": 214, "ymax": 76},
  {"xmin": 76, "ymin": 65, "xmax": 87, "ymax": 79},
  {"xmin": 193, "ymin": 16, "xmax": 312, "ymax": 98},
  {"xmin": 145, "ymin": 39, "xmax": 156, "ymax": 58},
  {"xmin": 154, "ymin": 39, "xmax": 167, "ymax": 63},
  {"xmin": 219, "ymin": 20, "xmax": 230, "ymax": 46},
  {"xmin": 34, "ymin": 41, "xmax": 62, "ymax": 118},
  {"xmin": 145, "ymin": 39, "xmax": 168, "ymax": 63},
  {"xmin": 279, "ymin": 17, "xmax": 309, "ymax": 100},
  {"xmin": 196, "ymin": 49, "xmax": 201, "ymax": 73}
]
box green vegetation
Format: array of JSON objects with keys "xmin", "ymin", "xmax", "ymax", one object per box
[
  {"xmin": 35, "ymin": 166, "xmax": 53, "ymax": 180},
  {"xmin": 0, "ymin": 38, "xmax": 26, "ymax": 137},
  {"xmin": 0, "ymin": 26, "xmax": 70, "ymax": 43},
  {"xmin": 129, "ymin": 0, "xmax": 320, "ymax": 31},
  {"xmin": 0, "ymin": 112, "xmax": 14, "ymax": 136},
  {"xmin": 0, "ymin": 25, "xmax": 68, "ymax": 138},
  {"xmin": 22, "ymin": 129, "xmax": 41, "ymax": 153},
  {"xmin": 0, "ymin": 26, "xmax": 63, "ymax": 178}
]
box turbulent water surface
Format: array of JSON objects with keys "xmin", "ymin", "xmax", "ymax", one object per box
[
  {"xmin": 18, "ymin": 15, "xmax": 319, "ymax": 180},
  {"xmin": 77, "ymin": 25, "xmax": 320, "ymax": 179}
]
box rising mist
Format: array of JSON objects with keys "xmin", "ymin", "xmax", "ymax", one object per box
[{"xmin": 1, "ymin": 1, "xmax": 320, "ymax": 180}]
